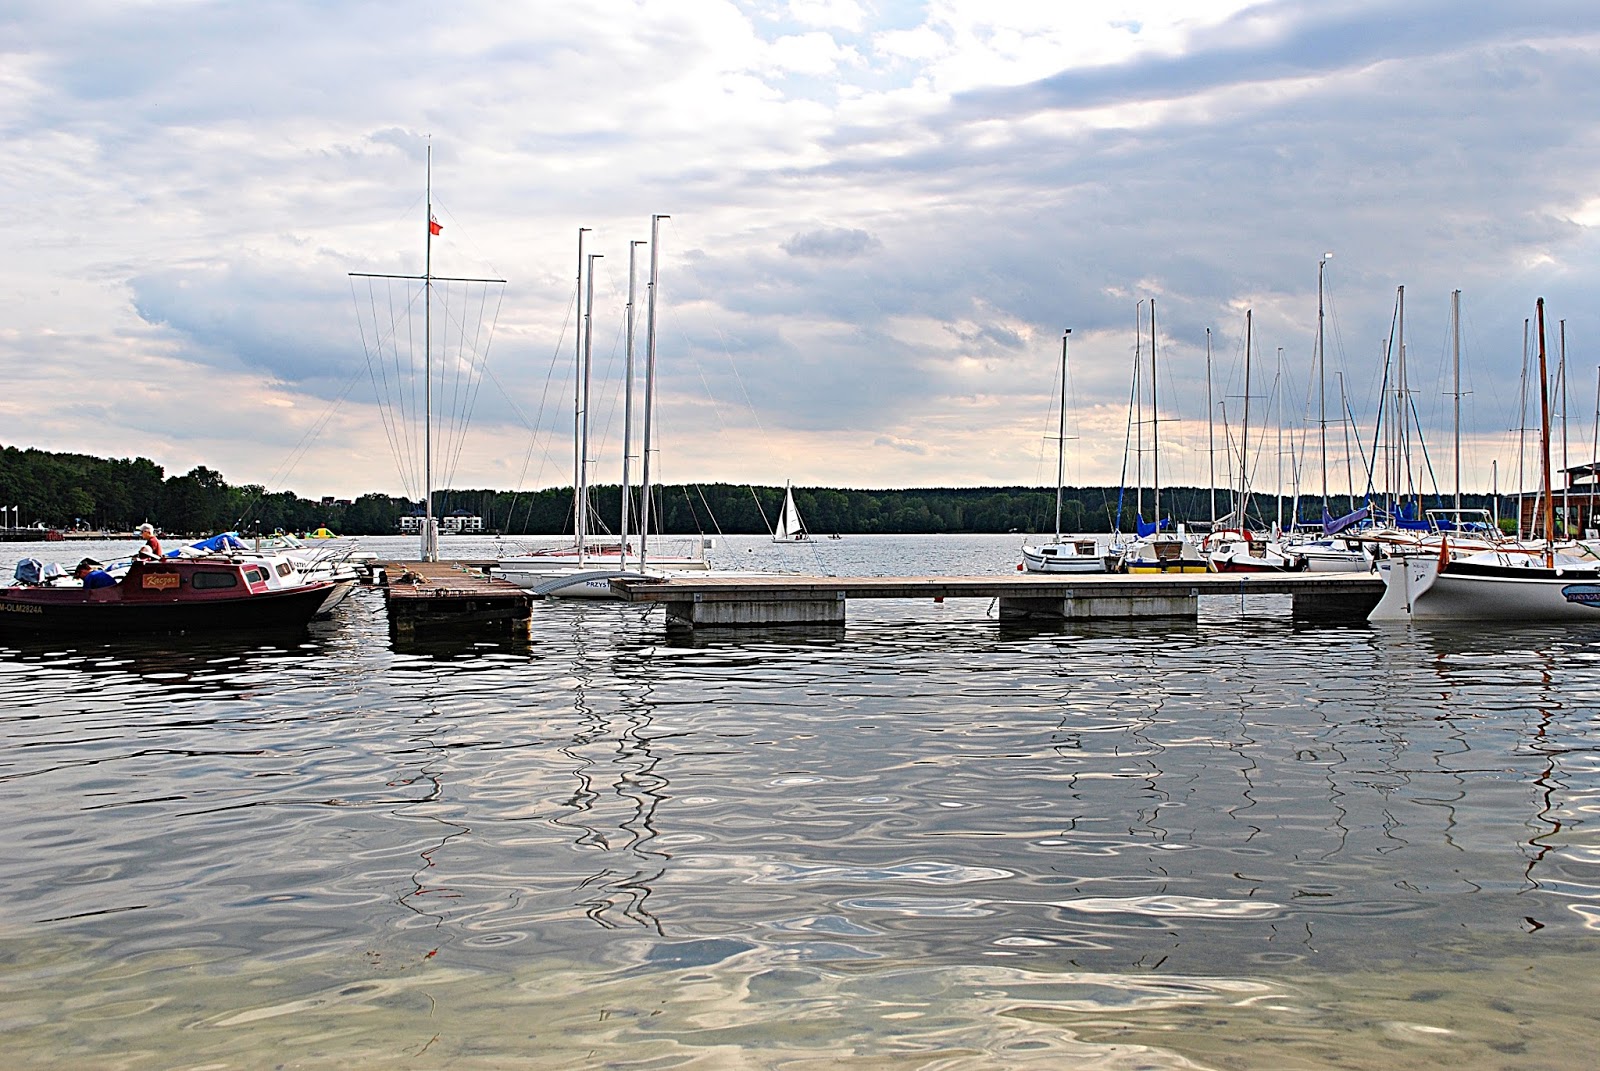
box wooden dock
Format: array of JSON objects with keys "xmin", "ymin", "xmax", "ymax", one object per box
[
  {"xmin": 610, "ymin": 571, "xmax": 1387, "ymax": 628},
  {"xmin": 380, "ymin": 560, "xmax": 533, "ymax": 637}
]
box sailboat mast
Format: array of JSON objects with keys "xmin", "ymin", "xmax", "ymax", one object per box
[
  {"xmin": 1276, "ymin": 347, "xmax": 1284, "ymax": 533},
  {"xmin": 422, "ymin": 147, "xmax": 436, "ymax": 562},
  {"xmin": 1561, "ymin": 319, "xmax": 1570, "ymax": 532},
  {"xmin": 1518, "ymin": 318, "xmax": 1530, "ymax": 536},
  {"xmin": 573, "ymin": 227, "xmax": 591, "ymax": 556},
  {"xmin": 1537, "ymin": 297, "xmax": 1556, "ymax": 563},
  {"xmin": 1206, "ymin": 328, "xmax": 1216, "ymax": 528},
  {"xmin": 639, "ymin": 213, "xmax": 668, "ymax": 568},
  {"xmin": 1452, "ymin": 289, "xmax": 1461, "ymax": 514},
  {"xmin": 1054, "ymin": 330, "xmax": 1069, "ymax": 541},
  {"xmin": 1239, "ymin": 310, "xmax": 1253, "ymax": 525},
  {"xmin": 621, "ymin": 239, "xmax": 644, "ymax": 565},
  {"xmin": 1318, "ymin": 253, "xmax": 1330, "ymax": 515},
  {"xmin": 1151, "ymin": 298, "xmax": 1160, "ymax": 528},
  {"xmin": 1397, "ymin": 285, "xmax": 1409, "ymax": 507},
  {"xmin": 579, "ymin": 252, "xmax": 601, "ymax": 566},
  {"xmin": 1134, "ymin": 300, "xmax": 1144, "ymax": 524}
]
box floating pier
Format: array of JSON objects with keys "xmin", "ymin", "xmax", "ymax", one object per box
[
  {"xmin": 380, "ymin": 560, "xmax": 533, "ymax": 637},
  {"xmin": 610, "ymin": 571, "xmax": 1387, "ymax": 628}
]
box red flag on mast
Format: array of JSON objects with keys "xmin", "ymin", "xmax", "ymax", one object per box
[{"xmin": 429, "ymin": 214, "xmax": 442, "ymax": 236}]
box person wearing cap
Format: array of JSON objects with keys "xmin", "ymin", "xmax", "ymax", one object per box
[
  {"xmin": 73, "ymin": 559, "xmax": 116, "ymax": 589},
  {"xmin": 136, "ymin": 523, "xmax": 163, "ymax": 559}
]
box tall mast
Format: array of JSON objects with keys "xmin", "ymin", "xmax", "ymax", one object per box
[
  {"xmin": 1205, "ymin": 327, "xmax": 1216, "ymax": 528},
  {"xmin": 1451, "ymin": 289, "xmax": 1462, "ymax": 514},
  {"xmin": 1054, "ymin": 330, "xmax": 1070, "ymax": 540},
  {"xmin": 579, "ymin": 252, "xmax": 601, "ymax": 566},
  {"xmin": 1536, "ymin": 298, "xmax": 1556, "ymax": 563},
  {"xmin": 422, "ymin": 145, "xmax": 435, "ymax": 561},
  {"xmin": 1150, "ymin": 298, "xmax": 1160, "ymax": 528},
  {"xmin": 1397, "ymin": 285, "xmax": 1409, "ymax": 506},
  {"xmin": 1276, "ymin": 347, "xmax": 1284, "ymax": 533},
  {"xmin": 1318, "ymin": 253, "xmax": 1331, "ymax": 515},
  {"xmin": 621, "ymin": 239, "xmax": 645, "ymax": 565},
  {"xmin": 1239, "ymin": 309, "xmax": 1253, "ymax": 525},
  {"xmin": 1518, "ymin": 318, "xmax": 1530, "ymax": 536},
  {"xmin": 347, "ymin": 146, "xmax": 503, "ymax": 562},
  {"xmin": 1134, "ymin": 300, "xmax": 1144, "ymax": 523},
  {"xmin": 639, "ymin": 213, "xmax": 669, "ymax": 569},
  {"xmin": 573, "ymin": 226, "xmax": 591, "ymax": 554},
  {"xmin": 1561, "ymin": 318, "xmax": 1570, "ymax": 532}
]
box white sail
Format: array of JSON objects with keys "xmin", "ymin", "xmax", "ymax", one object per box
[{"xmin": 773, "ymin": 483, "xmax": 811, "ymax": 542}]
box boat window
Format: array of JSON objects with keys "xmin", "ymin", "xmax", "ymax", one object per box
[
  {"xmin": 276, "ymin": 562, "xmax": 294, "ymax": 577},
  {"xmin": 190, "ymin": 570, "xmax": 239, "ymax": 590},
  {"xmin": 245, "ymin": 566, "xmax": 269, "ymax": 584}
]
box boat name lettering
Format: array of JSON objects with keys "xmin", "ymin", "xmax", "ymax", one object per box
[
  {"xmin": 1560, "ymin": 584, "xmax": 1600, "ymax": 607},
  {"xmin": 1, "ymin": 603, "xmax": 44, "ymax": 614},
  {"xmin": 141, "ymin": 573, "xmax": 181, "ymax": 591}
]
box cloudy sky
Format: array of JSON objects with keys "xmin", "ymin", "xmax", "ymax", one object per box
[{"xmin": 6, "ymin": 0, "xmax": 1600, "ymax": 504}]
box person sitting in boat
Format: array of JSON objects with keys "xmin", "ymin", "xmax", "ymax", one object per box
[
  {"xmin": 73, "ymin": 558, "xmax": 116, "ymax": 589},
  {"xmin": 136, "ymin": 523, "xmax": 163, "ymax": 559}
]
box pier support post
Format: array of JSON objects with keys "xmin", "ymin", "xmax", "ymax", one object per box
[
  {"xmin": 997, "ymin": 589, "xmax": 1199, "ymax": 621},
  {"xmin": 664, "ymin": 590, "xmax": 847, "ymax": 629}
]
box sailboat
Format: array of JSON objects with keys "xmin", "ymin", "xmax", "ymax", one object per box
[
  {"xmin": 1370, "ymin": 298, "xmax": 1600, "ymax": 621},
  {"xmin": 497, "ymin": 216, "xmax": 712, "ymax": 597},
  {"xmin": 772, "ymin": 482, "xmax": 812, "ymax": 543},
  {"xmin": 1121, "ymin": 298, "xmax": 1207, "ymax": 573},
  {"xmin": 1203, "ymin": 309, "xmax": 1307, "ymax": 573},
  {"xmin": 1022, "ymin": 330, "xmax": 1105, "ymax": 573}
]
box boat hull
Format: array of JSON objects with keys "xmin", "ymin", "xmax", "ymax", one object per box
[
  {"xmin": 1370, "ymin": 555, "xmax": 1600, "ymax": 621},
  {"xmin": 1020, "ymin": 543, "xmax": 1107, "ymax": 574},
  {"xmin": 0, "ymin": 582, "xmax": 334, "ymax": 634}
]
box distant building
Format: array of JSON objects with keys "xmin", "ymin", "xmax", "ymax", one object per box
[
  {"xmin": 443, "ymin": 508, "xmax": 484, "ymax": 533},
  {"xmin": 398, "ymin": 507, "xmax": 484, "ymax": 534}
]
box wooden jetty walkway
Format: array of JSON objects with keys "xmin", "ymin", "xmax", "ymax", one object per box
[
  {"xmin": 610, "ymin": 571, "xmax": 1386, "ymax": 628},
  {"xmin": 380, "ymin": 560, "xmax": 533, "ymax": 637}
]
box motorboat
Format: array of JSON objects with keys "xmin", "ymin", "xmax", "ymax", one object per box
[
  {"xmin": 2, "ymin": 556, "xmax": 334, "ymax": 634},
  {"xmin": 1204, "ymin": 529, "xmax": 1308, "ymax": 573}
]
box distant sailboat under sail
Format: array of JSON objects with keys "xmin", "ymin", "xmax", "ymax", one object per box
[{"xmin": 773, "ymin": 482, "xmax": 812, "ymax": 543}]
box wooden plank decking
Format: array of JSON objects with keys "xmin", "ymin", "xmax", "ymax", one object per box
[{"xmin": 381, "ymin": 560, "xmax": 533, "ymax": 636}]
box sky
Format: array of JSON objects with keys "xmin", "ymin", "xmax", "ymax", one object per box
[{"xmin": 6, "ymin": 0, "xmax": 1600, "ymax": 505}]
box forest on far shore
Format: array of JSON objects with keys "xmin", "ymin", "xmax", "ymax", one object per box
[{"xmin": 1, "ymin": 443, "xmax": 1502, "ymax": 537}]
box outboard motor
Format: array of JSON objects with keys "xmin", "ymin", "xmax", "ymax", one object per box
[{"xmin": 13, "ymin": 558, "xmax": 43, "ymax": 585}]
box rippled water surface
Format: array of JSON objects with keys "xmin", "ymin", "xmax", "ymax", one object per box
[{"xmin": 5, "ymin": 534, "xmax": 1600, "ymax": 1069}]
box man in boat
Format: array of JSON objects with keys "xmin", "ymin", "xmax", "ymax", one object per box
[
  {"xmin": 136, "ymin": 523, "xmax": 163, "ymax": 559},
  {"xmin": 73, "ymin": 558, "xmax": 116, "ymax": 589}
]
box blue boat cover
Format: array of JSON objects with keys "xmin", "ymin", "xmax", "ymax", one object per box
[{"xmin": 1321, "ymin": 505, "xmax": 1370, "ymax": 537}]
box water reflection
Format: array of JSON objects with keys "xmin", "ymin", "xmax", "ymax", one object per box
[{"xmin": 7, "ymin": 540, "xmax": 1600, "ymax": 1069}]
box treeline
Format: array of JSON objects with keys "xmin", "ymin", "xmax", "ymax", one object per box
[{"xmin": 2, "ymin": 443, "xmax": 1501, "ymax": 536}]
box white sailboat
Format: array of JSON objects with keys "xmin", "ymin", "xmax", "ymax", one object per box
[
  {"xmin": 1371, "ymin": 297, "xmax": 1600, "ymax": 621},
  {"xmin": 1022, "ymin": 329, "xmax": 1106, "ymax": 573},
  {"xmin": 772, "ymin": 482, "xmax": 812, "ymax": 543}
]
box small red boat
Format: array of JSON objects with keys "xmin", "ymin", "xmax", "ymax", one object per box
[{"xmin": 1, "ymin": 557, "xmax": 334, "ymax": 634}]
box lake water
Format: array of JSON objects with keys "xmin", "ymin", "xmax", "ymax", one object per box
[{"xmin": 3, "ymin": 533, "xmax": 1600, "ymax": 1069}]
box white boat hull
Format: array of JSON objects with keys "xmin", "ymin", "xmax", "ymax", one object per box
[
  {"xmin": 1020, "ymin": 541, "xmax": 1108, "ymax": 574},
  {"xmin": 1370, "ymin": 554, "xmax": 1600, "ymax": 621}
]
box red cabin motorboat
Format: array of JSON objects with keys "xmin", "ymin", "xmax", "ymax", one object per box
[{"xmin": 1, "ymin": 557, "xmax": 334, "ymax": 634}]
